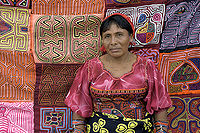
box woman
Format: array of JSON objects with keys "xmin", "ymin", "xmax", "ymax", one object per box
[{"xmin": 65, "ymin": 13, "xmax": 172, "ymax": 133}]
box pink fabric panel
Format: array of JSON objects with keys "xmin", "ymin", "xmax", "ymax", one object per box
[{"xmin": 0, "ymin": 102, "xmax": 34, "ymax": 133}]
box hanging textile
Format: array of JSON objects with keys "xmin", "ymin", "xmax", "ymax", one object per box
[
  {"xmin": 30, "ymin": 14, "xmax": 103, "ymax": 64},
  {"xmin": 160, "ymin": 0, "xmax": 200, "ymax": 53}
]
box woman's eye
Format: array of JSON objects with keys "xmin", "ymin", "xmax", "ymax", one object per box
[
  {"xmin": 104, "ymin": 35, "xmax": 110, "ymax": 39},
  {"xmin": 117, "ymin": 33, "xmax": 123, "ymax": 37}
]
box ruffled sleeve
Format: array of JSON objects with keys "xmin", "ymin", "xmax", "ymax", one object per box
[
  {"xmin": 144, "ymin": 59, "xmax": 172, "ymax": 114},
  {"xmin": 64, "ymin": 61, "xmax": 93, "ymax": 118}
]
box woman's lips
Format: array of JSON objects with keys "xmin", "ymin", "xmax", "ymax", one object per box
[{"xmin": 110, "ymin": 48, "xmax": 120, "ymax": 52}]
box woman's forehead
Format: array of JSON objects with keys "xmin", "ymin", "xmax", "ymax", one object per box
[{"xmin": 103, "ymin": 23, "xmax": 126, "ymax": 33}]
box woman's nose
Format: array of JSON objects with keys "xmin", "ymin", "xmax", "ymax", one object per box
[{"xmin": 110, "ymin": 36, "xmax": 117, "ymax": 45}]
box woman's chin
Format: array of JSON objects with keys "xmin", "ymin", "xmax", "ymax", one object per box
[{"xmin": 108, "ymin": 52, "xmax": 123, "ymax": 58}]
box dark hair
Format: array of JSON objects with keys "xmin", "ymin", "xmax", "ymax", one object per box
[{"xmin": 100, "ymin": 14, "xmax": 133, "ymax": 37}]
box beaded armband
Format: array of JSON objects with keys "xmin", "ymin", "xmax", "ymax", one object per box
[
  {"xmin": 154, "ymin": 121, "xmax": 168, "ymax": 133},
  {"xmin": 73, "ymin": 128, "xmax": 85, "ymax": 133},
  {"xmin": 72, "ymin": 120, "xmax": 85, "ymax": 126},
  {"xmin": 72, "ymin": 120, "xmax": 86, "ymax": 133}
]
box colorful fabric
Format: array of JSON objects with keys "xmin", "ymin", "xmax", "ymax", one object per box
[
  {"xmin": 0, "ymin": 102, "xmax": 34, "ymax": 133},
  {"xmin": 0, "ymin": 50, "xmax": 35, "ymax": 102},
  {"xmin": 168, "ymin": 94, "xmax": 200, "ymax": 133},
  {"xmin": 34, "ymin": 106, "xmax": 72, "ymax": 133},
  {"xmin": 0, "ymin": 0, "xmax": 31, "ymax": 8},
  {"xmin": 90, "ymin": 86, "xmax": 148, "ymax": 119},
  {"xmin": 0, "ymin": 6, "xmax": 30, "ymax": 52},
  {"xmin": 159, "ymin": 47, "xmax": 200, "ymax": 95},
  {"xmin": 86, "ymin": 112, "xmax": 153, "ymax": 133},
  {"xmin": 65, "ymin": 56, "xmax": 172, "ymax": 118},
  {"xmin": 105, "ymin": 4, "xmax": 165, "ymax": 46},
  {"xmin": 105, "ymin": 0, "xmax": 166, "ymax": 7},
  {"xmin": 31, "ymin": 0, "xmax": 105, "ymax": 15},
  {"xmin": 73, "ymin": 128, "xmax": 85, "ymax": 133},
  {"xmin": 153, "ymin": 121, "xmax": 168, "ymax": 133},
  {"xmin": 160, "ymin": 0, "xmax": 200, "ymax": 53},
  {"xmin": 30, "ymin": 14, "xmax": 103, "ymax": 64},
  {"xmin": 72, "ymin": 120, "xmax": 85, "ymax": 126},
  {"xmin": 34, "ymin": 64, "xmax": 81, "ymax": 132},
  {"xmin": 130, "ymin": 46, "xmax": 160, "ymax": 66},
  {"xmin": 35, "ymin": 64, "xmax": 81, "ymax": 106},
  {"xmin": 166, "ymin": 0, "xmax": 186, "ymax": 4}
]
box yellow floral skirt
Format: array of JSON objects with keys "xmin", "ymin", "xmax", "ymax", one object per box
[{"xmin": 86, "ymin": 112, "xmax": 153, "ymax": 133}]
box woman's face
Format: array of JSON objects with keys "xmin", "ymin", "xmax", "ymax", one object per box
[{"xmin": 102, "ymin": 23, "xmax": 133, "ymax": 58}]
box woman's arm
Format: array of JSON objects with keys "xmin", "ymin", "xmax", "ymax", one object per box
[
  {"xmin": 72, "ymin": 112, "xmax": 86, "ymax": 133},
  {"xmin": 154, "ymin": 109, "xmax": 168, "ymax": 133}
]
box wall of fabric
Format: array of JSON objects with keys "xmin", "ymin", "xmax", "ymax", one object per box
[{"xmin": 0, "ymin": 0, "xmax": 199, "ymax": 132}]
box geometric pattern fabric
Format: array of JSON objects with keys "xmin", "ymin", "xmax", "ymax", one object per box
[
  {"xmin": 159, "ymin": 47, "xmax": 200, "ymax": 95},
  {"xmin": 34, "ymin": 64, "xmax": 81, "ymax": 132},
  {"xmin": 0, "ymin": 0, "xmax": 31, "ymax": 8},
  {"xmin": 34, "ymin": 64, "xmax": 81, "ymax": 106},
  {"xmin": 0, "ymin": 6, "xmax": 30, "ymax": 51},
  {"xmin": 31, "ymin": 14, "xmax": 103, "ymax": 64},
  {"xmin": 31, "ymin": 0, "xmax": 105, "ymax": 15},
  {"xmin": 34, "ymin": 106, "xmax": 72, "ymax": 133},
  {"xmin": 0, "ymin": 50, "xmax": 35, "ymax": 102},
  {"xmin": 168, "ymin": 94, "xmax": 200, "ymax": 133},
  {"xmin": 0, "ymin": 102, "xmax": 34, "ymax": 133},
  {"xmin": 160, "ymin": 0, "xmax": 200, "ymax": 52},
  {"xmin": 105, "ymin": 0, "xmax": 166, "ymax": 7},
  {"xmin": 130, "ymin": 47, "xmax": 160, "ymax": 66}
]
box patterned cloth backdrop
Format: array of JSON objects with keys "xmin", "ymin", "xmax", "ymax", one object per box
[
  {"xmin": 159, "ymin": 47, "xmax": 200, "ymax": 95},
  {"xmin": 130, "ymin": 44, "xmax": 160, "ymax": 66},
  {"xmin": 106, "ymin": 4, "xmax": 165, "ymax": 46},
  {"xmin": 0, "ymin": 5, "xmax": 34, "ymax": 133},
  {"xmin": 166, "ymin": 0, "xmax": 188, "ymax": 4},
  {"xmin": 0, "ymin": 0, "xmax": 31, "ymax": 9},
  {"xmin": 105, "ymin": 0, "xmax": 166, "ymax": 8},
  {"xmin": 0, "ymin": 50, "xmax": 35, "ymax": 102},
  {"xmin": 30, "ymin": 14, "xmax": 103, "ymax": 64},
  {"xmin": 0, "ymin": 102, "xmax": 34, "ymax": 133},
  {"xmin": 34, "ymin": 64, "xmax": 81, "ymax": 132},
  {"xmin": 131, "ymin": 49, "xmax": 159, "ymax": 67},
  {"xmin": 168, "ymin": 94, "xmax": 200, "ymax": 133},
  {"xmin": 31, "ymin": 0, "xmax": 105, "ymax": 15},
  {"xmin": 0, "ymin": 6, "xmax": 35, "ymax": 102},
  {"xmin": 160, "ymin": 0, "xmax": 200, "ymax": 53},
  {"xmin": 0, "ymin": 6, "xmax": 30, "ymax": 52}
]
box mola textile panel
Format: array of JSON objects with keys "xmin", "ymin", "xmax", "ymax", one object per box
[
  {"xmin": 0, "ymin": 6, "xmax": 30, "ymax": 52},
  {"xmin": 0, "ymin": 50, "xmax": 35, "ymax": 102},
  {"xmin": 34, "ymin": 63, "xmax": 81, "ymax": 132},
  {"xmin": 30, "ymin": 14, "xmax": 103, "ymax": 64},
  {"xmin": 160, "ymin": 0, "xmax": 200, "ymax": 53},
  {"xmin": 168, "ymin": 94, "xmax": 200, "ymax": 133},
  {"xmin": 31, "ymin": 0, "xmax": 105, "ymax": 15},
  {"xmin": 105, "ymin": 0, "xmax": 167, "ymax": 8},
  {"xmin": 159, "ymin": 47, "xmax": 200, "ymax": 95},
  {"xmin": 0, "ymin": 102, "xmax": 34, "ymax": 133},
  {"xmin": 0, "ymin": 0, "xmax": 31, "ymax": 9},
  {"xmin": 130, "ymin": 46, "xmax": 160, "ymax": 66}
]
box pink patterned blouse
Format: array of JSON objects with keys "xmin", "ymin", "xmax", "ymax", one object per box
[{"xmin": 65, "ymin": 56, "xmax": 172, "ymax": 118}]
